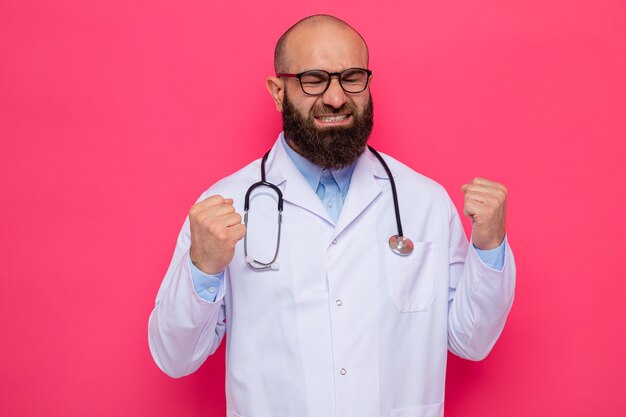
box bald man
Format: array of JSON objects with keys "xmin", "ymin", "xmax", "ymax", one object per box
[{"xmin": 149, "ymin": 15, "xmax": 515, "ymax": 417}]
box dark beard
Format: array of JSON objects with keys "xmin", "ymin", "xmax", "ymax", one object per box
[{"xmin": 282, "ymin": 92, "xmax": 374, "ymax": 169}]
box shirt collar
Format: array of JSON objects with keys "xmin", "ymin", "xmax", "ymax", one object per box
[{"xmin": 280, "ymin": 132, "xmax": 356, "ymax": 197}]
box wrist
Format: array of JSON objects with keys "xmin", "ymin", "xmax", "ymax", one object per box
[
  {"xmin": 472, "ymin": 232, "xmax": 505, "ymax": 250},
  {"xmin": 189, "ymin": 253, "xmax": 223, "ymax": 275}
]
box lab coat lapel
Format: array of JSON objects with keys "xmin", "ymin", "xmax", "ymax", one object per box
[
  {"xmin": 333, "ymin": 148, "xmax": 389, "ymax": 239},
  {"xmin": 264, "ymin": 137, "xmax": 334, "ymax": 224}
]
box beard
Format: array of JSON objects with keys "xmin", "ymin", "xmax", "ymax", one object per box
[{"xmin": 282, "ymin": 91, "xmax": 374, "ymax": 169}]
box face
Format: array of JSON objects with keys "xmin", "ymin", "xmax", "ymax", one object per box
[{"xmin": 267, "ymin": 23, "xmax": 373, "ymax": 169}]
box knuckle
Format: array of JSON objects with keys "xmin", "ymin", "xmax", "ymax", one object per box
[
  {"xmin": 205, "ymin": 194, "xmax": 223, "ymax": 207},
  {"xmin": 488, "ymin": 189, "xmax": 501, "ymax": 201}
]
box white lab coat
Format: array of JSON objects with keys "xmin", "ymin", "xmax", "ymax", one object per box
[{"xmin": 148, "ymin": 134, "xmax": 516, "ymax": 417}]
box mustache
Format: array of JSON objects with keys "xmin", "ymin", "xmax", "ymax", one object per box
[{"xmin": 311, "ymin": 103, "xmax": 354, "ymax": 116}]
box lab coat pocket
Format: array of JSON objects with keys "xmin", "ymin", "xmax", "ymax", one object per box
[
  {"xmin": 386, "ymin": 241, "xmax": 436, "ymax": 313},
  {"xmin": 390, "ymin": 401, "xmax": 444, "ymax": 417}
]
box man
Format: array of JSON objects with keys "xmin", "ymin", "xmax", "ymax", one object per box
[{"xmin": 149, "ymin": 14, "xmax": 515, "ymax": 417}]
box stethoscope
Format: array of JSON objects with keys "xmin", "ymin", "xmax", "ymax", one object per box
[{"xmin": 243, "ymin": 146, "xmax": 414, "ymax": 270}]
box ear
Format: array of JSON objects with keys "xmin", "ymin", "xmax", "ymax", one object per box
[{"xmin": 266, "ymin": 76, "xmax": 285, "ymax": 112}]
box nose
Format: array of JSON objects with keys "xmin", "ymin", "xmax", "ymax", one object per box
[{"xmin": 321, "ymin": 77, "xmax": 347, "ymax": 109}]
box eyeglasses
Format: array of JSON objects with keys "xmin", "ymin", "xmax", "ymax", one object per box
[{"xmin": 277, "ymin": 68, "xmax": 372, "ymax": 96}]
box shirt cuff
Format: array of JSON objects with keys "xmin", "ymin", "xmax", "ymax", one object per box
[
  {"xmin": 188, "ymin": 256, "xmax": 225, "ymax": 302},
  {"xmin": 473, "ymin": 237, "xmax": 507, "ymax": 271}
]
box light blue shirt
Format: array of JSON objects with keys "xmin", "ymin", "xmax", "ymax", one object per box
[
  {"xmin": 281, "ymin": 135, "xmax": 356, "ymax": 224},
  {"xmin": 190, "ymin": 135, "xmax": 505, "ymax": 301}
]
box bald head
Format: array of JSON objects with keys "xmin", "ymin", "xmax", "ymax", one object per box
[{"xmin": 274, "ymin": 15, "xmax": 369, "ymax": 74}]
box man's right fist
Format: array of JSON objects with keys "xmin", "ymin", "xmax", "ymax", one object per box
[{"xmin": 189, "ymin": 195, "xmax": 246, "ymax": 275}]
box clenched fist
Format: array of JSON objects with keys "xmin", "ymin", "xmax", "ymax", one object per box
[
  {"xmin": 189, "ymin": 195, "xmax": 246, "ymax": 275},
  {"xmin": 461, "ymin": 178, "xmax": 507, "ymax": 250}
]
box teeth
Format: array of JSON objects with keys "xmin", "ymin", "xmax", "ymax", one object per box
[{"xmin": 319, "ymin": 115, "xmax": 348, "ymax": 122}]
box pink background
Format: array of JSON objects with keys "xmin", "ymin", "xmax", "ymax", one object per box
[{"xmin": 1, "ymin": 0, "xmax": 625, "ymax": 416}]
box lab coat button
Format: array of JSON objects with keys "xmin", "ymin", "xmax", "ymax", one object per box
[
  {"xmin": 208, "ymin": 287, "xmax": 217, "ymax": 294},
  {"xmin": 340, "ymin": 368, "xmax": 347, "ymax": 375},
  {"xmin": 332, "ymin": 239, "xmax": 337, "ymax": 245},
  {"xmin": 336, "ymin": 299, "xmax": 342, "ymax": 306}
]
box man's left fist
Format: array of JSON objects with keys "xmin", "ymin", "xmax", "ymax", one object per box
[{"xmin": 461, "ymin": 178, "xmax": 507, "ymax": 250}]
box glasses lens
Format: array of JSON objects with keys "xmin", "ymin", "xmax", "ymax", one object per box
[
  {"xmin": 299, "ymin": 71, "xmax": 330, "ymax": 95},
  {"xmin": 340, "ymin": 69, "xmax": 369, "ymax": 93}
]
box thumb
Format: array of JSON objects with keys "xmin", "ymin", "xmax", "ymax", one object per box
[
  {"xmin": 463, "ymin": 207, "xmax": 477, "ymax": 224},
  {"xmin": 233, "ymin": 224, "xmax": 247, "ymax": 242}
]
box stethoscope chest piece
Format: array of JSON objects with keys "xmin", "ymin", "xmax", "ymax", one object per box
[{"xmin": 389, "ymin": 235, "xmax": 414, "ymax": 255}]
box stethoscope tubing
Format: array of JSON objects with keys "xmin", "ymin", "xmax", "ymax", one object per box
[
  {"xmin": 366, "ymin": 145, "xmax": 405, "ymax": 239},
  {"xmin": 243, "ymin": 150, "xmax": 283, "ymax": 269}
]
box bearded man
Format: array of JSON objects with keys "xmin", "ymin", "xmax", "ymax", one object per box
[{"xmin": 149, "ymin": 14, "xmax": 515, "ymax": 417}]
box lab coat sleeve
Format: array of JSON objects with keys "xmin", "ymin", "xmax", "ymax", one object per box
[
  {"xmin": 446, "ymin": 197, "xmax": 516, "ymax": 361},
  {"xmin": 148, "ymin": 215, "xmax": 227, "ymax": 378}
]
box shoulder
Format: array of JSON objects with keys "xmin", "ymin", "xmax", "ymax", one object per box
[
  {"xmin": 376, "ymin": 151, "xmax": 449, "ymax": 200},
  {"xmin": 374, "ymin": 150, "xmax": 458, "ymax": 221}
]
